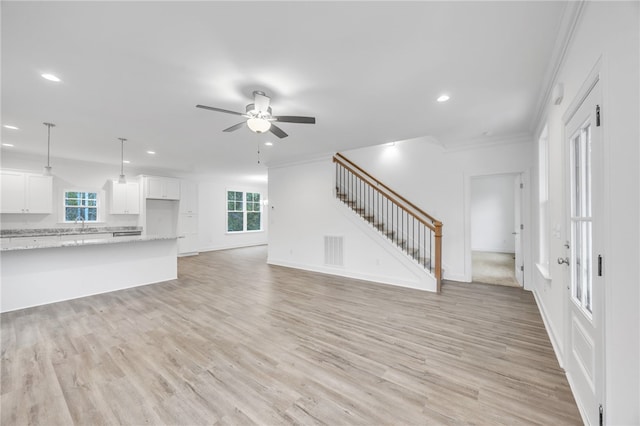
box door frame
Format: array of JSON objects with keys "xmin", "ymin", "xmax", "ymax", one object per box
[
  {"xmin": 464, "ymin": 169, "xmax": 531, "ymax": 289},
  {"xmin": 561, "ymin": 56, "xmax": 607, "ymax": 425}
]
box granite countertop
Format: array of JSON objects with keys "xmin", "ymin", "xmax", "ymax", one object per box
[
  {"xmin": 1, "ymin": 234, "xmax": 176, "ymax": 252},
  {"xmin": 1, "ymin": 226, "xmax": 143, "ymax": 238}
]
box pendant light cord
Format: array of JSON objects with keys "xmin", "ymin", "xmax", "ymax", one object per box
[
  {"xmin": 120, "ymin": 138, "xmax": 125, "ymax": 176},
  {"xmin": 118, "ymin": 138, "xmax": 127, "ymax": 183},
  {"xmin": 43, "ymin": 122, "xmax": 56, "ymax": 170}
]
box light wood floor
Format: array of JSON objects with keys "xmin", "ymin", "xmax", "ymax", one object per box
[{"xmin": 1, "ymin": 245, "xmax": 581, "ymax": 425}]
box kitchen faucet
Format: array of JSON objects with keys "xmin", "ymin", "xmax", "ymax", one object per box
[{"xmin": 75, "ymin": 216, "xmax": 86, "ymax": 232}]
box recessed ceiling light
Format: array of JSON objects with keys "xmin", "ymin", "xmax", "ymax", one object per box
[
  {"xmin": 146, "ymin": 150, "xmax": 156, "ymax": 155},
  {"xmin": 437, "ymin": 94, "xmax": 450, "ymax": 102},
  {"xmin": 3, "ymin": 125, "xmax": 19, "ymax": 130},
  {"xmin": 2, "ymin": 143, "xmax": 15, "ymax": 147},
  {"xmin": 41, "ymin": 73, "xmax": 61, "ymax": 82},
  {"xmin": 264, "ymin": 142, "xmax": 273, "ymax": 146},
  {"xmin": 123, "ymin": 160, "xmax": 131, "ymax": 164}
]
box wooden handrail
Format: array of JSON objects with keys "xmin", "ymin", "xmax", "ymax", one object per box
[
  {"xmin": 334, "ymin": 152, "xmax": 443, "ymax": 291},
  {"xmin": 334, "ymin": 153, "xmax": 442, "ymax": 229}
]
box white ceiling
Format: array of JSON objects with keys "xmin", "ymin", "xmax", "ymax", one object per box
[{"xmin": 1, "ymin": 1, "xmax": 567, "ymax": 179}]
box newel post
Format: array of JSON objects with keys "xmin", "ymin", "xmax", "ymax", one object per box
[{"xmin": 434, "ymin": 221, "xmax": 443, "ymax": 293}]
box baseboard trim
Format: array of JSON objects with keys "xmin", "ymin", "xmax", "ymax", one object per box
[
  {"xmin": 532, "ymin": 288, "xmax": 565, "ymax": 369},
  {"xmin": 564, "ymin": 367, "xmax": 590, "ymax": 426},
  {"xmin": 198, "ymin": 242, "xmax": 267, "ymax": 252},
  {"xmin": 267, "ymin": 258, "xmax": 436, "ymax": 292},
  {"xmin": 443, "ymin": 272, "xmax": 467, "ymax": 282}
]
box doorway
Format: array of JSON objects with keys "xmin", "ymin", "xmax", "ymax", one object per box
[
  {"xmin": 560, "ymin": 74, "xmax": 604, "ymax": 425},
  {"xmin": 470, "ymin": 173, "xmax": 524, "ymax": 287}
]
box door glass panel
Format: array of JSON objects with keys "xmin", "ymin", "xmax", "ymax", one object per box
[{"xmin": 571, "ymin": 123, "xmax": 593, "ymax": 315}]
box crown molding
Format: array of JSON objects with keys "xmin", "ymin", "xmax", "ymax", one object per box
[
  {"xmin": 441, "ymin": 132, "xmax": 533, "ymax": 152},
  {"xmin": 530, "ymin": 0, "xmax": 586, "ymax": 136}
]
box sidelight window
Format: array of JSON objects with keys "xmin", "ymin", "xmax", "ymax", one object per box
[{"xmin": 570, "ymin": 124, "xmax": 593, "ymax": 314}]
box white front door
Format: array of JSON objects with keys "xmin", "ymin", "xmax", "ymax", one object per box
[{"xmin": 562, "ymin": 79, "xmax": 604, "ymax": 425}]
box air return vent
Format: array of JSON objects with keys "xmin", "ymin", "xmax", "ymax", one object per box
[{"xmin": 324, "ymin": 236, "xmax": 344, "ymax": 267}]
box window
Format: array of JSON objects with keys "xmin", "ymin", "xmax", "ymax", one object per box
[
  {"xmin": 537, "ymin": 125, "xmax": 550, "ymax": 275},
  {"xmin": 570, "ymin": 124, "xmax": 593, "ymax": 314},
  {"xmin": 64, "ymin": 191, "xmax": 98, "ymax": 222},
  {"xmin": 227, "ymin": 190, "xmax": 262, "ymax": 232}
]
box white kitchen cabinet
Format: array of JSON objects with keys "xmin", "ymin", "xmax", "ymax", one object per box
[
  {"xmin": 1, "ymin": 171, "xmax": 53, "ymax": 214},
  {"xmin": 6, "ymin": 235, "xmax": 59, "ymax": 247},
  {"xmin": 110, "ymin": 181, "xmax": 140, "ymax": 214},
  {"xmin": 59, "ymin": 232, "xmax": 112, "ymax": 241},
  {"xmin": 179, "ymin": 180, "xmax": 198, "ymax": 214},
  {"xmin": 145, "ymin": 177, "xmax": 180, "ymax": 200},
  {"xmin": 177, "ymin": 213, "xmax": 199, "ymax": 256}
]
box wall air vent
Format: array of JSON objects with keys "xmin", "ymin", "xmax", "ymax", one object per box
[{"xmin": 324, "ymin": 235, "xmax": 344, "ymax": 267}]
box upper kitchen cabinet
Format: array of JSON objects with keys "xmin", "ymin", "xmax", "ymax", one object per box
[
  {"xmin": 144, "ymin": 176, "xmax": 180, "ymax": 200},
  {"xmin": 179, "ymin": 180, "xmax": 198, "ymax": 214},
  {"xmin": 1, "ymin": 171, "xmax": 53, "ymax": 214},
  {"xmin": 110, "ymin": 180, "xmax": 140, "ymax": 214}
]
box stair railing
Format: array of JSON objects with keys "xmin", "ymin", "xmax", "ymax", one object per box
[{"xmin": 333, "ymin": 153, "xmax": 443, "ymax": 291}]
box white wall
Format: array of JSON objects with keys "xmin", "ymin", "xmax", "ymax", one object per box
[
  {"xmin": 343, "ymin": 138, "xmax": 533, "ymax": 282},
  {"xmin": 531, "ymin": 2, "xmax": 639, "ymax": 424},
  {"xmin": 197, "ymin": 177, "xmax": 268, "ymax": 251},
  {"xmin": 470, "ymin": 174, "xmax": 517, "ymax": 253},
  {"xmin": 268, "ymin": 157, "xmax": 436, "ymax": 291}
]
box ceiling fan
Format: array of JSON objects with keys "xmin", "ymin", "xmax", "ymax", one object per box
[{"xmin": 196, "ymin": 91, "xmax": 315, "ymax": 139}]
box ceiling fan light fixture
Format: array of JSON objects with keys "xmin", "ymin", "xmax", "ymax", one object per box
[{"xmin": 247, "ymin": 117, "xmax": 271, "ymax": 133}]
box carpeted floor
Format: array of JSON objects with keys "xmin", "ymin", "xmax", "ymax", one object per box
[{"xmin": 472, "ymin": 251, "xmax": 520, "ymax": 287}]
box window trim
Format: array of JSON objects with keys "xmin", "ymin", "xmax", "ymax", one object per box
[{"xmin": 225, "ymin": 189, "xmax": 263, "ymax": 234}]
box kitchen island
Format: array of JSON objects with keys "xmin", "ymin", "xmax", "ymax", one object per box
[{"xmin": 1, "ymin": 231, "xmax": 177, "ymax": 313}]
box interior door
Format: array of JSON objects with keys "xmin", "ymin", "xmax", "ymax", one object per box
[
  {"xmin": 514, "ymin": 174, "xmax": 523, "ymax": 286},
  {"xmin": 562, "ymin": 79, "xmax": 604, "ymax": 425}
]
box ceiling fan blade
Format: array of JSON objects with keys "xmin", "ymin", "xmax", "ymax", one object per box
[
  {"xmin": 253, "ymin": 92, "xmax": 271, "ymax": 113},
  {"xmin": 269, "ymin": 123, "xmax": 288, "ymax": 139},
  {"xmin": 223, "ymin": 122, "xmax": 246, "ymax": 132},
  {"xmin": 273, "ymin": 116, "xmax": 316, "ymax": 124},
  {"xmin": 196, "ymin": 104, "xmax": 244, "ymax": 116}
]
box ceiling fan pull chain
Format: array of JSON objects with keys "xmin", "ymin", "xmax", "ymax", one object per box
[{"xmin": 257, "ymin": 140, "xmax": 261, "ymax": 164}]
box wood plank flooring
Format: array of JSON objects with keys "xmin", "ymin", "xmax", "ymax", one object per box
[{"xmin": 1, "ymin": 245, "xmax": 581, "ymax": 425}]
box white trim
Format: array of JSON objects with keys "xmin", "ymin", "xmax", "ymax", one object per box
[
  {"xmin": 266, "ymin": 258, "xmax": 434, "ymax": 292},
  {"xmin": 536, "ymin": 262, "xmax": 552, "ymax": 281},
  {"xmin": 442, "ymin": 132, "xmax": 532, "ymax": 152},
  {"xmin": 561, "ymin": 59, "xmax": 607, "ymax": 425},
  {"xmin": 562, "ymin": 56, "xmax": 602, "ymax": 124},
  {"xmin": 266, "ymin": 153, "xmax": 333, "ymax": 170},
  {"xmin": 531, "ymin": 0, "xmax": 586, "ymax": 135},
  {"xmin": 464, "ymin": 170, "xmax": 532, "ymax": 289},
  {"xmin": 533, "ymin": 288, "xmax": 565, "ymax": 369},
  {"xmin": 565, "ymin": 369, "xmax": 591, "ymax": 426},
  {"xmin": 199, "ymin": 242, "xmax": 267, "ymax": 253}
]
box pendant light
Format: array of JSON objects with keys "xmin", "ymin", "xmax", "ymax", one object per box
[
  {"xmin": 43, "ymin": 122, "xmax": 56, "ymax": 175},
  {"xmin": 118, "ymin": 137, "xmax": 127, "ymax": 184}
]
